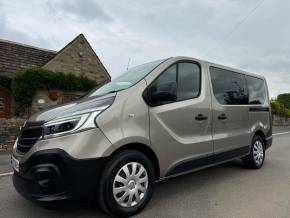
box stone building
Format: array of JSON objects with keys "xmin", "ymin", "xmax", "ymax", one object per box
[{"xmin": 0, "ymin": 34, "xmax": 111, "ymax": 117}]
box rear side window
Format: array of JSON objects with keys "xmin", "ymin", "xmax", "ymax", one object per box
[
  {"xmin": 210, "ymin": 67, "xmax": 248, "ymax": 105},
  {"xmin": 246, "ymin": 76, "xmax": 266, "ymax": 104}
]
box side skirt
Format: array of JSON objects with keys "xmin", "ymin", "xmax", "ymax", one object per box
[{"xmin": 163, "ymin": 146, "xmax": 250, "ymax": 178}]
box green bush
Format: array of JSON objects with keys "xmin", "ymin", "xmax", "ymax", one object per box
[
  {"xmin": 11, "ymin": 68, "xmax": 97, "ymax": 114},
  {"xmin": 277, "ymin": 93, "xmax": 290, "ymax": 109},
  {"xmin": 271, "ymin": 99, "xmax": 290, "ymax": 117},
  {"xmin": 0, "ymin": 75, "xmax": 12, "ymax": 90},
  {"xmin": 285, "ymin": 108, "xmax": 290, "ymax": 117},
  {"xmin": 270, "ymin": 100, "xmax": 281, "ymax": 115}
]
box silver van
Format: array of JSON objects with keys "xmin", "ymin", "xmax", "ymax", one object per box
[{"xmin": 12, "ymin": 57, "xmax": 272, "ymax": 217}]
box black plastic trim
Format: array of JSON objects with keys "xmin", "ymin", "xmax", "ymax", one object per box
[
  {"xmin": 13, "ymin": 149, "xmax": 109, "ymax": 205},
  {"xmin": 265, "ymin": 136, "xmax": 273, "ymax": 150},
  {"xmin": 17, "ymin": 121, "xmax": 45, "ymax": 153},
  {"xmin": 166, "ymin": 146, "xmax": 250, "ymax": 177},
  {"xmin": 249, "ymin": 106, "xmax": 270, "ymax": 112}
]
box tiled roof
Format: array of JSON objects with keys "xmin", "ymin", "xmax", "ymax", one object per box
[{"xmin": 0, "ymin": 39, "xmax": 57, "ymax": 74}]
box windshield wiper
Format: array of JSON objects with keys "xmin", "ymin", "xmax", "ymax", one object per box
[{"xmin": 107, "ymin": 89, "xmax": 126, "ymax": 94}]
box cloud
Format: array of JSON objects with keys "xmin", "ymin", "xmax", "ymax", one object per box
[
  {"xmin": 46, "ymin": 0, "xmax": 113, "ymax": 23},
  {"xmin": 0, "ymin": 0, "xmax": 289, "ymax": 97},
  {"xmin": 0, "ymin": 3, "xmax": 30, "ymax": 43},
  {"xmin": 0, "ymin": 2, "xmax": 53, "ymax": 48},
  {"xmin": 0, "ymin": 16, "xmax": 29, "ymax": 42},
  {"xmin": 0, "ymin": 14, "xmax": 53, "ymax": 49}
]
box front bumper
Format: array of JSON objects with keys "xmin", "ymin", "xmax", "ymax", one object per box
[{"xmin": 13, "ymin": 149, "xmax": 108, "ymax": 205}]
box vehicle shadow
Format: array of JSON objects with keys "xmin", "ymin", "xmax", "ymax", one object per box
[
  {"xmin": 138, "ymin": 159, "xmax": 249, "ymax": 216},
  {"xmin": 33, "ymin": 160, "xmax": 246, "ymax": 217}
]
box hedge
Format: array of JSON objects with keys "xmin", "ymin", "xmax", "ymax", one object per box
[
  {"xmin": 0, "ymin": 75, "xmax": 12, "ymax": 90},
  {"xmin": 277, "ymin": 93, "xmax": 290, "ymax": 109},
  {"xmin": 10, "ymin": 68, "xmax": 97, "ymax": 114},
  {"xmin": 270, "ymin": 100, "xmax": 290, "ymax": 117}
]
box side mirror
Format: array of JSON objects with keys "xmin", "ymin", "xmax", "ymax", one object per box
[{"xmin": 151, "ymin": 81, "xmax": 177, "ymax": 102}]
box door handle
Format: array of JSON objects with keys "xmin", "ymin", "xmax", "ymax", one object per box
[
  {"xmin": 195, "ymin": 114, "xmax": 208, "ymax": 121},
  {"xmin": 218, "ymin": 113, "xmax": 227, "ymax": 120}
]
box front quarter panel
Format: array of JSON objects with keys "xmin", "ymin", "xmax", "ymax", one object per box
[{"xmin": 96, "ymin": 80, "xmax": 150, "ymax": 150}]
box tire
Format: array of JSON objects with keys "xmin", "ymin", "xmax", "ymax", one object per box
[
  {"xmin": 243, "ymin": 135, "xmax": 265, "ymax": 169},
  {"xmin": 97, "ymin": 150, "xmax": 155, "ymax": 217}
]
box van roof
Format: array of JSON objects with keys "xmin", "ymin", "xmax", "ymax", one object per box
[{"xmin": 169, "ymin": 56, "xmax": 265, "ymax": 80}]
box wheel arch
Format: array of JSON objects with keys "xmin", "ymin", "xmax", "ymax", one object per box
[
  {"xmin": 110, "ymin": 143, "xmax": 160, "ymax": 180},
  {"xmin": 254, "ymin": 130, "xmax": 266, "ymax": 146}
]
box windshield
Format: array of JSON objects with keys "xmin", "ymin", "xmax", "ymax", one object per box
[{"xmin": 89, "ymin": 59, "xmax": 166, "ymax": 96}]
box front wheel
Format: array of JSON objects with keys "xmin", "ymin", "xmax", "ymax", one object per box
[
  {"xmin": 97, "ymin": 150, "xmax": 155, "ymax": 217},
  {"xmin": 243, "ymin": 135, "xmax": 265, "ymax": 169}
]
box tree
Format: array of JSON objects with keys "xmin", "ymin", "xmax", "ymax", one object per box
[
  {"xmin": 285, "ymin": 108, "xmax": 290, "ymax": 117},
  {"xmin": 270, "ymin": 100, "xmax": 281, "ymax": 114},
  {"xmin": 277, "ymin": 93, "xmax": 290, "ymax": 109}
]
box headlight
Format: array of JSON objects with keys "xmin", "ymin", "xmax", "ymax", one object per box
[{"xmin": 42, "ymin": 97, "xmax": 114, "ymax": 139}]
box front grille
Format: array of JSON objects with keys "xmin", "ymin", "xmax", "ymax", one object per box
[{"xmin": 17, "ymin": 121, "xmax": 44, "ymax": 153}]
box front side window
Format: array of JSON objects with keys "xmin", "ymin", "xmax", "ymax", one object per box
[
  {"xmin": 154, "ymin": 65, "xmax": 177, "ymax": 87},
  {"xmin": 246, "ymin": 76, "xmax": 266, "ymax": 104},
  {"xmin": 177, "ymin": 63, "xmax": 201, "ymax": 101},
  {"xmin": 210, "ymin": 67, "xmax": 248, "ymax": 105},
  {"xmin": 150, "ymin": 62, "xmax": 201, "ymax": 105}
]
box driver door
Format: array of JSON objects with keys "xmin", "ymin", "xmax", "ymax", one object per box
[{"xmin": 146, "ymin": 61, "xmax": 213, "ymax": 177}]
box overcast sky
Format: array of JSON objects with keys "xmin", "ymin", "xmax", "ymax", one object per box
[{"xmin": 0, "ymin": 0, "xmax": 289, "ymax": 97}]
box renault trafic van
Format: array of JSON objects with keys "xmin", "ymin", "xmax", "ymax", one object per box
[{"xmin": 12, "ymin": 57, "xmax": 272, "ymax": 217}]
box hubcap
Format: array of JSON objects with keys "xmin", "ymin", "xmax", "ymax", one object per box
[
  {"xmin": 113, "ymin": 162, "xmax": 148, "ymax": 208},
  {"xmin": 253, "ymin": 140, "xmax": 264, "ymax": 165}
]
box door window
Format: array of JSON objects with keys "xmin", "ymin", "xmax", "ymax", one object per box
[
  {"xmin": 154, "ymin": 65, "xmax": 177, "ymax": 87},
  {"xmin": 177, "ymin": 63, "xmax": 201, "ymax": 101},
  {"xmin": 210, "ymin": 67, "xmax": 248, "ymax": 105},
  {"xmin": 150, "ymin": 62, "xmax": 201, "ymax": 105}
]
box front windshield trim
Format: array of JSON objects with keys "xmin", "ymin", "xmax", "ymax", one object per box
[{"xmin": 89, "ymin": 58, "xmax": 169, "ymax": 97}]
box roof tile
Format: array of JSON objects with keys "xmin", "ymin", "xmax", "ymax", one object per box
[{"xmin": 0, "ymin": 40, "xmax": 56, "ymax": 74}]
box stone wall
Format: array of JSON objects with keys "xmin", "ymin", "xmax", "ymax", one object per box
[
  {"xmin": 0, "ymin": 88, "xmax": 88, "ymax": 150},
  {"xmin": 273, "ymin": 114, "xmax": 290, "ymax": 126},
  {"xmin": 0, "ymin": 118, "xmax": 25, "ymax": 150},
  {"xmin": 31, "ymin": 90, "xmax": 85, "ymax": 114}
]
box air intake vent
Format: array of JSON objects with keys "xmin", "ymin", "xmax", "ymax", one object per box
[{"xmin": 17, "ymin": 121, "xmax": 44, "ymax": 153}]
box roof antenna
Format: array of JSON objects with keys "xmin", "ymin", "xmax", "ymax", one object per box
[{"xmin": 126, "ymin": 58, "xmax": 131, "ymax": 71}]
